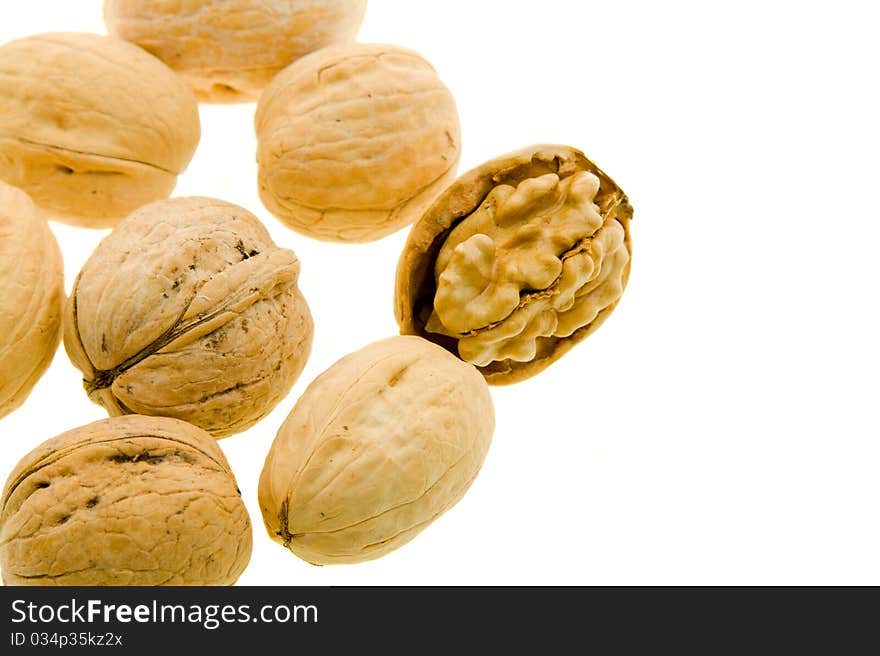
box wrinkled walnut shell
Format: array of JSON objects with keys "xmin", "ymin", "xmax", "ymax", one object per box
[
  {"xmin": 0, "ymin": 183, "xmax": 64, "ymax": 419},
  {"xmin": 64, "ymin": 197, "xmax": 314, "ymax": 438},
  {"xmin": 0, "ymin": 415, "xmax": 252, "ymax": 586},
  {"xmin": 256, "ymin": 43, "xmax": 461, "ymax": 243},
  {"xmin": 0, "ymin": 32, "xmax": 200, "ymax": 228},
  {"xmin": 395, "ymin": 144, "xmax": 633, "ymax": 384},
  {"xmin": 259, "ymin": 336, "xmax": 494, "ymax": 565},
  {"xmin": 104, "ymin": 0, "xmax": 368, "ymax": 103}
]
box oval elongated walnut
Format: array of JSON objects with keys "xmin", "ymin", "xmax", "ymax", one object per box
[
  {"xmin": 63, "ymin": 197, "xmax": 314, "ymax": 438},
  {"xmin": 0, "ymin": 416, "xmax": 252, "ymax": 586},
  {"xmin": 396, "ymin": 144, "xmax": 633, "ymax": 384},
  {"xmin": 0, "ymin": 33, "xmax": 200, "ymax": 228},
  {"xmin": 259, "ymin": 336, "xmax": 494, "ymax": 565},
  {"xmin": 0, "ymin": 183, "xmax": 64, "ymax": 418}
]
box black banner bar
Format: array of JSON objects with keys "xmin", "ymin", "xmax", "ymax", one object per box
[{"xmin": 0, "ymin": 586, "xmax": 873, "ymax": 652}]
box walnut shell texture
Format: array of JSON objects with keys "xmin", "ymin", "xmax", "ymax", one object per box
[
  {"xmin": 63, "ymin": 197, "xmax": 314, "ymax": 438},
  {"xmin": 105, "ymin": 0, "xmax": 368, "ymax": 103},
  {"xmin": 0, "ymin": 32, "xmax": 200, "ymax": 228},
  {"xmin": 259, "ymin": 336, "xmax": 494, "ymax": 565},
  {"xmin": 0, "ymin": 183, "xmax": 64, "ymax": 419},
  {"xmin": 0, "ymin": 415, "xmax": 252, "ymax": 586},
  {"xmin": 395, "ymin": 144, "xmax": 633, "ymax": 384},
  {"xmin": 256, "ymin": 43, "xmax": 461, "ymax": 243}
]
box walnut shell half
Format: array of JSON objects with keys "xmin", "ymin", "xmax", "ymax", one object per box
[
  {"xmin": 0, "ymin": 183, "xmax": 64, "ymax": 419},
  {"xmin": 395, "ymin": 145, "xmax": 633, "ymax": 384},
  {"xmin": 63, "ymin": 197, "xmax": 314, "ymax": 438},
  {"xmin": 0, "ymin": 415, "xmax": 252, "ymax": 586},
  {"xmin": 259, "ymin": 336, "xmax": 494, "ymax": 565},
  {"xmin": 0, "ymin": 32, "xmax": 200, "ymax": 228}
]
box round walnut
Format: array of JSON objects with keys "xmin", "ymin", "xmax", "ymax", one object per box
[
  {"xmin": 396, "ymin": 144, "xmax": 633, "ymax": 385},
  {"xmin": 259, "ymin": 336, "xmax": 494, "ymax": 565},
  {"xmin": 0, "ymin": 415, "xmax": 252, "ymax": 586},
  {"xmin": 105, "ymin": 0, "xmax": 368, "ymax": 104},
  {"xmin": 63, "ymin": 197, "xmax": 314, "ymax": 438},
  {"xmin": 256, "ymin": 43, "xmax": 461, "ymax": 243},
  {"xmin": 0, "ymin": 183, "xmax": 64, "ymax": 419},
  {"xmin": 0, "ymin": 32, "xmax": 200, "ymax": 228}
]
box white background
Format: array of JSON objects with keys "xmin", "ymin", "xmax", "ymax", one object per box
[{"xmin": 1, "ymin": 1, "xmax": 878, "ymax": 585}]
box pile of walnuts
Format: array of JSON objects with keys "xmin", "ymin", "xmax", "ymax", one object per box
[{"xmin": 0, "ymin": 1, "xmax": 632, "ymax": 585}]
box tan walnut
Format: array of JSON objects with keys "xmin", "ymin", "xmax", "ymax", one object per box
[
  {"xmin": 256, "ymin": 43, "xmax": 461, "ymax": 243},
  {"xmin": 259, "ymin": 336, "xmax": 494, "ymax": 565},
  {"xmin": 0, "ymin": 183, "xmax": 64, "ymax": 419},
  {"xmin": 105, "ymin": 0, "xmax": 368, "ymax": 104},
  {"xmin": 0, "ymin": 415, "xmax": 252, "ymax": 586},
  {"xmin": 63, "ymin": 197, "xmax": 314, "ymax": 438},
  {"xmin": 396, "ymin": 144, "xmax": 633, "ymax": 384},
  {"xmin": 0, "ymin": 32, "xmax": 200, "ymax": 228}
]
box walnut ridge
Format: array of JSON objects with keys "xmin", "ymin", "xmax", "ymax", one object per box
[
  {"xmin": 105, "ymin": 0, "xmax": 368, "ymax": 103},
  {"xmin": 256, "ymin": 43, "xmax": 461, "ymax": 243},
  {"xmin": 258, "ymin": 336, "xmax": 494, "ymax": 565},
  {"xmin": 63, "ymin": 197, "xmax": 314, "ymax": 438},
  {"xmin": 395, "ymin": 144, "xmax": 633, "ymax": 384},
  {"xmin": 0, "ymin": 32, "xmax": 200, "ymax": 228},
  {"xmin": 0, "ymin": 415, "xmax": 252, "ymax": 586},
  {"xmin": 0, "ymin": 183, "xmax": 64, "ymax": 419}
]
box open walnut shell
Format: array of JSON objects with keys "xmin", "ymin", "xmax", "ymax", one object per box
[{"xmin": 395, "ymin": 145, "xmax": 633, "ymax": 384}]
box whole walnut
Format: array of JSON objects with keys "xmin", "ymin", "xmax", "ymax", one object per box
[
  {"xmin": 259, "ymin": 336, "xmax": 494, "ymax": 565},
  {"xmin": 0, "ymin": 415, "xmax": 252, "ymax": 586},
  {"xmin": 256, "ymin": 43, "xmax": 461, "ymax": 243},
  {"xmin": 63, "ymin": 197, "xmax": 314, "ymax": 438},
  {"xmin": 0, "ymin": 183, "xmax": 64, "ymax": 419},
  {"xmin": 105, "ymin": 0, "xmax": 368, "ymax": 103},
  {"xmin": 396, "ymin": 144, "xmax": 633, "ymax": 384},
  {"xmin": 0, "ymin": 32, "xmax": 200, "ymax": 228}
]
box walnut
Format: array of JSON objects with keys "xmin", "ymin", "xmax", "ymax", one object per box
[
  {"xmin": 0, "ymin": 183, "xmax": 64, "ymax": 419},
  {"xmin": 0, "ymin": 415, "xmax": 252, "ymax": 586},
  {"xmin": 396, "ymin": 144, "xmax": 633, "ymax": 384},
  {"xmin": 256, "ymin": 43, "xmax": 461, "ymax": 243},
  {"xmin": 0, "ymin": 32, "xmax": 200, "ymax": 228},
  {"xmin": 259, "ymin": 336, "xmax": 494, "ymax": 565},
  {"xmin": 63, "ymin": 197, "xmax": 314, "ymax": 438},
  {"xmin": 104, "ymin": 0, "xmax": 368, "ymax": 103}
]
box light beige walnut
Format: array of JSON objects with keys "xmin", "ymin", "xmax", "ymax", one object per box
[
  {"xmin": 396, "ymin": 144, "xmax": 633, "ymax": 384},
  {"xmin": 0, "ymin": 32, "xmax": 200, "ymax": 228},
  {"xmin": 256, "ymin": 43, "xmax": 461, "ymax": 243},
  {"xmin": 0, "ymin": 183, "xmax": 64, "ymax": 419},
  {"xmin": 105, "ymin": 0, "xmax": 368, "ymax": 103},
  {"xmin": 259, "ymin": 336, "xmax": 494, "ymax": 565},
  {"xmin": 0, "ymin": 415, "xmax": 252, "ymax": 586},
  {"xmin": 63, "ymin": 197, "xmax": 314, "ymax": 438}
]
